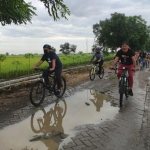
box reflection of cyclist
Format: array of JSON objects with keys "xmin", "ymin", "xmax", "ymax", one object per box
[
  {"xmin": 30, "ymin": 100, "xmax": 67, "ymax": 149},
  {"xmin": 90, "ymin": 47, "xmax": 104, "ymax": 74},
  {"xmin": 90, "ymin": 96, "xmax": 103, "ymax": 112},
  {"xmin": 110, "ymin": 41, "xmax": 137, "ymax": 96},
  {"xmin": 90, "ymin": 91, "xmax": 109, "ymax": 112}
]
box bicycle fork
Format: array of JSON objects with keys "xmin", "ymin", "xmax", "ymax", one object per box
[{"xmin": 119, "ymin": 77, "xmax": 127, "ymax": 93}]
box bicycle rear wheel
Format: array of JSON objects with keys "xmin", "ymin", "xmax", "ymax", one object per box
[
  {"xmin": 119, "ymin": 79, "xmax": 124, "ymax": 107},
  {"xmin": 30, "ymin": 80, "xmax": 45, "ymax": 106},
  {"xmin": 89, "ymin": 68, "xmax": 95, "ymax": 81},
  {"xmin": 99, "ymin": 67, "xmax": 104, "ymax": 79},
  {"xmin": 54, "ymin": 76, "xmax": 66, "ymax": 98}
]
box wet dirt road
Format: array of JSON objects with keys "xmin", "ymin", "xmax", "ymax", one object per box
[{"xmin": 0, "ymin": 68, "xmax": 150, "ymax": 150}]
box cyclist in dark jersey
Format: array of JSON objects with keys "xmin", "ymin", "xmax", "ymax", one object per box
[
  {"xmin": 33, "ymin": 44, "xmax": 62, "ymax": 96},
  {"xmin": 110, "ymin": 41, "xmax": 137, "ymax": 96},
  {"xmin": 90, "ymin": 47, "xmax": 104, "ymax": 74}
]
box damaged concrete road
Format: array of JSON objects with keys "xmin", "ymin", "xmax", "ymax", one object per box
[{"xmin": 0, "ymin": 68, "xmax": 150, "ymax": 150}]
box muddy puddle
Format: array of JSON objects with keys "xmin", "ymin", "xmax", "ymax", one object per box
[{"xmin": 0, "ymin": 89, "xmax": 119, "ymax": 150}]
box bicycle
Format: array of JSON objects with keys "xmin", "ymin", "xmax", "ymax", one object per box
[
  {"xmin": 110, "ymin": 67, "xmax": 134, "ymax": 107},
  {"xmin": 89, "ymin": 62, "xmax": 104, "ymax": 81},
  {"xmin": 29, "ymin": 68, "xmax": 66, "ymax": 106}
]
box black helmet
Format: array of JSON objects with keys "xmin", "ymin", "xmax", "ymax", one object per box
[
  {"xmin": 43, "ymin": 44, "xmax": 51, "ymax": 49},
  {"xmin": 95, "ymin": 46, "xmax": 101, "ymax": 51}
]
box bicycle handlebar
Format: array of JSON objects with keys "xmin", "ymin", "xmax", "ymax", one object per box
[
  {"xmin": 109, "ymin": 68, "xmax": 135, "ymax": 71},
  {"xmin": 34, "ymin": 68, "xmax": 47, "ymax": 71}
]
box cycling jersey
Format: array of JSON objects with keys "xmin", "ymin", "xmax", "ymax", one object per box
[
  {"xmin": 116, "ymin": 49, "xmax": 134, "ymax": 65},
  {"xmin": 41, "ymin": 51, "xmax": 62, "ymax": 69}
]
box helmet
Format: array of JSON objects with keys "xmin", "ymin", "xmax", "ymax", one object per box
[
  {"xmin": 43, "ymin": 44, "xmax": 51, "ymax": 49},
  {"xmin": 95, "ymin": 47, "xmax": 101, "ymax": 51}
]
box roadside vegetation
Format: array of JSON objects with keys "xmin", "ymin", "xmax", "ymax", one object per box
[{"xmin": 0, "ymin": 53, "xmax": 114, "ymax": 80}]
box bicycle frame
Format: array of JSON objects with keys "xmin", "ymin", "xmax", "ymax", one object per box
[
  {"xmin": 30, "ymin": 68, "xmax": 66, "ymax": 106},
  {"xmin": 91, "ymin": 64, "xmax": 98, "ymax": 73},
  {"xmin": 119, "ymin": 68, "xmax": 128, "ymax": 93}
]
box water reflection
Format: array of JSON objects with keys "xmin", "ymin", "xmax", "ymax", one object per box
[
  {"xmin": 30, "ymin": 100, "xmax": 68, "ymax": 150},
  {"xmin": 10, "ymin": 146, "xmax": 38, "ymax": 150},
  {"xmin": 89, "ymin": 89, "xmax": 110, "ymax": 112}
]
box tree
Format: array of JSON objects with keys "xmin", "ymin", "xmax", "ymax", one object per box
[
  {"xmin": 93, "ymin": 12, "xmax": 150, "ymax": 51},
  {"xmin": 12, "ymin": 60, "xmax": 22, "ymax": 78},
  {"xmin": 6, "ymin": 52, "xmax": 9, "ymax": 56},
  {"xmin": 24, "ymin": 53, "xmax": 34, "ymax": 75},
  {"xmin": 59, "ymin": 42, "xmax": 77, "ymax": 55},
  {"xmin": 145, "ymin": 27, "xmax": 150, "ymax": 51},
  {"xmin": 78, "ymin": 51, "xmax": 83, "ymax": 54},
  {"xmin": 0, "ymin": 54, "xmax": 6, "ymax": 79},
  {"xmin": 51, "ymin": 46, "xmax": 56, "ymax": 52},
  {"xmin": 0, "ymin": 0, "xmax": 70, "ymax": 26}
]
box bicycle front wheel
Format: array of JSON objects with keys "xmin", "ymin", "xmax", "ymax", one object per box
[
  {"xmin": 119, "ymin": 80, "xmax": 124, "ymax": 107},
  {"xmin": 54, "ymin": 76, "xmax": 66, "ymax": 98},
  {"xmin": 125, "ymin": 77, "xmax": 129, "ymax": 98},
  {"xmin": 30, "ymin": 109, "xmax": 46, "ymax": 133},
  {"xmin": 30, "ymin": 80, "xmax": 45, "ymax": 106},
  {"xmin": 89, "ymin": 68, "xmax": 95, "ymax": 81},
  {"xmin": 99, "ymin": 67, "xmax": 104, "ymax": 79}
]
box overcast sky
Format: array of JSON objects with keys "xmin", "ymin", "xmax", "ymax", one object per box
[{"xmin": 1, "ymin": 0, "xmax": 150, "ymax": 55}]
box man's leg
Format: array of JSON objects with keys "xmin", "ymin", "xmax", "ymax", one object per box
[
  {"xmin": 42, "ymin": 69, "xmax": 50, "ymax": 86},
  {"xmin": 99, "ymin": 60, "xmax": 103, "ymax": 74},
  {"xmin": 127, "ymin": 65, "xmax": 134, "ymax": 96},
  {"xmin": 94, "ymin": 61, "xmax": 99, "ymax": 74},
  {"xmin": 117, "ymin": 63, "xmax": 124, "ymax": 79},
  {"xmin": 55, "ymin": 68, "xmax": 62, "ymax": 95}
]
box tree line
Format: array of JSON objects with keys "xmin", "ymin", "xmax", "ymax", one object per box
[{"xmin": 92, "ymin": 12, "xmax": 150, "ymax": 52}]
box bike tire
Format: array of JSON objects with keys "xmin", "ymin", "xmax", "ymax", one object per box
[
  {"xmin": 125, "ymin": 77, "xmax": 129, "ymax": 98},
  {"xmin": 30, "ymin": 80, "xmax": 45, "ymax": 106},
  {"xmin": 89, "ymin": 68, "xmax": 95, "ymax": 81},
  {"xmin": 119, "ymin": 79, "xmax": 124, "ymax": 107},
  {"xmin": 99, "ymin": 67, "xmax": 104, "ymax": 79},
  {"xmin": 54, "ymin": 76, "xmax": 66, "ymax": 98},
  {"xmin": 30, "ymin": 109, "xmax": 46, "ymax": 133},
  {"xmin": 54, "ymin": 100, "xmax": 67, "ymax": 118}
]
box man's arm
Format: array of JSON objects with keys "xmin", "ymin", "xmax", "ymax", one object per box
[
  {"xmin": 50, "ymin": 59, "xmax": 56, "ymax": 71},
  {"xmin": 97, "ymin": 54, "xmax": 103, "ymax": 62},
  {"xmin": 90, "ymin": 53, "xmax": 96, "ymax": 61},
  {"xmin": 110, "ymin": 56, "xmax": 119, "ymax": 68},
  {"xmin": 132, "ymin": 56, "xmax": 137, "ymax": 69},
  {"xmin": 33, "ymin": 60, "xmax": 43, "ymax": 69}
]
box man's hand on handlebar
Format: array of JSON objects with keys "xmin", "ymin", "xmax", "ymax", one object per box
[
  {"xmin": 33, "ymin": 66, "xmax": 38, "ymax": 70},
  {"xmin": 109, "ymin": 65, "xmax": 114, "ymax": 69},
  {"xmin": 132, "ymin": 67, "xmax": 138, "ymax": 71}
]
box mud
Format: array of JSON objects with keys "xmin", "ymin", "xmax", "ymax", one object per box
[{"xmin": 0, "ymin": 69, "xmax": 90, "ymax": 114}]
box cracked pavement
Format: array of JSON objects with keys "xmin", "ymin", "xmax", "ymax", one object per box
[{"xmin": 0, "ymin": 68, "xmax": 150, "ymax": 150}]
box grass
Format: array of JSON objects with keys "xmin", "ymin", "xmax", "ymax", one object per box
[{"xmin": 0, "ymin": 53, "xmax": 115, "ymax": 80}]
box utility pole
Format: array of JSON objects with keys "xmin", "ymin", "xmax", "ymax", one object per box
[{"xmin": 86, "ymin": 38, "xmax": 88, "ymax": 54}]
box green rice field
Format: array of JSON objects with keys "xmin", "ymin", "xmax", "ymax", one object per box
[{"xmin": 0, "ymin": 53, "xmax": 114, "ymax": 80}]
